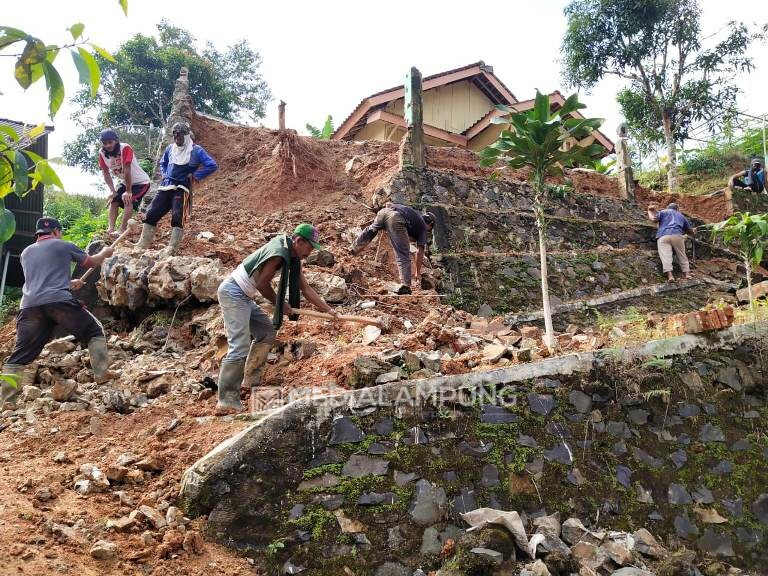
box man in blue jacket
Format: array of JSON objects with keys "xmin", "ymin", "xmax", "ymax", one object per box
[{"xmin": 136, "ymin": 122, "xmax": 218, "ymax": 255}]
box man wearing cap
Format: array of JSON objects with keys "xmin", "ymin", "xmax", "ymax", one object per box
[
  {"xmin": 214, "ymin": 223, "xmax": 337, "ymax": 414},
  {"xmin": 98, "ymin": 128, "xmax": 151, "ymax": 237},
  {"xmin": 729, "ymin": 158, "xmax": 766, "ymax": 194},
  {"xmin": 1, "ymin": 218, "xmax": 117, "ymax": 409},
  {"xmin": 647, "ymin": 203, "xmax": 694, "ymax": 282},
  {"xmin": 351, "ymin": 203, "xmax": 435, "ymax": 294},
  {"xmin": 136, "ymin": 122, "xmax": 218, "ymax": 255}
]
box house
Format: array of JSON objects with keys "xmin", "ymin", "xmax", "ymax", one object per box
[
  {"xmin": 332, "ymin": 61, "xmax": 614, "ymax": 155},
  {"xmin": 0, "ymin": 118, "xmax": 54, "ymax": 291}
]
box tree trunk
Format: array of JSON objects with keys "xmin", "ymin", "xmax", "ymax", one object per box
[
  {"xmin": 662, "ymin": 110, "xmax": 678, "ymax": 194},
  {"xmin": 532, "ymin": 176, "xmax": 555, "ymax": 351},
  {"xmin": 745, "ymin": 258, "xmax": 756, "ymax": 322},
  {"xmin": 537, "ymin": 217, "xmax": 556, "ymax": 350}
]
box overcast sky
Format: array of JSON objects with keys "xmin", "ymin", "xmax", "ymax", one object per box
[{"xmin": 3, "ymin": 0, "xmax": 768, "ymax": 196}]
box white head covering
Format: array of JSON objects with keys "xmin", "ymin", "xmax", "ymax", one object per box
[{"xmin": 170, "ymin": 134, "xmax": 193, "ymax": 165}]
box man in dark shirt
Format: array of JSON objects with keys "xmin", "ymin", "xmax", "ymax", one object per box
[
  {"xmin": 647, "ymin": 203, "xmax": 694, "ymax": 282},
  {"xmin": 2, "ymin": 218, "xmax": 116, "ymax": 409},
  {"xmin": 352, "ymin": 204, "xmax": 435, "ymax": 294}
]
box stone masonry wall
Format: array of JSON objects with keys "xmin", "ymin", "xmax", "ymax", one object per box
[{"xmin": 180, "ymin": 322, "xmax": 768, "ymax": 575}]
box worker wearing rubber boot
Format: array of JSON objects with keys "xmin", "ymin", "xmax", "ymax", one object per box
[
  {"xmin": 352, "ymin": 204, "xmax": 435, "ymax": 294},
  {"xmin": 136, "ymin": 122, "xmax": 218, "ymax": 255},
  {"xmin": 215, "ymin": 224, "xmax": 337, "ymax": 415},
  {"xmin": 1, "ymin": 218, "xmax": 117, "ymax": 409}
]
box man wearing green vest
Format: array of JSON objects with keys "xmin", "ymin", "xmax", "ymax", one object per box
[{"xmin": 215, "ymin": 223, "xmax": 337, "ymax": 414}]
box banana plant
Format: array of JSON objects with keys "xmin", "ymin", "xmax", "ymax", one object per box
[
  {"xmin": 480, "ymin": 91, "xmax": 605, "ymax": 349},
  {"xmin": 306, "ymin": 115, "xmax": 334, "ymax": 140},
  {"xmin": 709, "ymin": 212, "xmax": 768, "ymax": 321}
]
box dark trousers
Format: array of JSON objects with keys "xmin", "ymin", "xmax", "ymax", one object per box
[
  {"xmin": 112, "ymin": 182, "xmax": 150, "ymax": 210},
  {"xmin": 355, "ymin": 208, "xmax": 413, "ymax": 285},
  {"xmin": 6, "ymin": 299, "xmax": 104, "ymax": 365},
  {"xmin": 145, "ymin": 187, "xmax": 185, "ymax": 228},
  {"xmin": 732, "ymin": 178, "xmax": 765, "ymax": 193}
]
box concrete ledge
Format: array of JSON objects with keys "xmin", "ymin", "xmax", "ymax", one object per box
[{"xmin": 505, "ymin": 279, "xmax": 704, "ymax": 325}]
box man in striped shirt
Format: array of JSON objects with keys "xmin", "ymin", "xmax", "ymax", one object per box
[{"xmin": 98, "ymin": 128, "xmax": 151, "ymax": 237}]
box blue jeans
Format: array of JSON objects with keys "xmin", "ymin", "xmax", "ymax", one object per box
[{"xmin": 218, "ymin": 277, "xmax": 276, "ymax": 362}]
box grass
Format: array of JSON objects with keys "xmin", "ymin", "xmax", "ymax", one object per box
[{"xmin": 0, "ymin": 287, "xmax": 22, "ymax": 326}]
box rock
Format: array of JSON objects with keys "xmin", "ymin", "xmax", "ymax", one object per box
[
  {"xmin": 329, "ymin": 416, "xmax": 365, "ymax": 444},
  {"xmin": 46, "ymin": 338, "xmax": 76, "ymax": 354},
  {"xmin": 670, "ymin": 449, "xmax": 688, "ymax": 469},
  {"xmin": 482, "ymin": 343, "xmax": 508, "ymax": 363},
  {"xmin": 693, "ymin": 507, "xmax": 727, "ymax": 524},
  {"xmin": 751, "ymin": 493, "xmax": 768, "ymax": 524},
  {"xmin": 518, "ymin": 434, "xmax": 538, "ymax": 448},
  {"xmin": 342, "ymin": 455, "xmax": 389, "ymax": 478},
  {"xmin": 636, "ymin": 484, "xmax": 654, "ymax": 504},
  {"xmin": 333, "ymin": 509, "xmax": 366, "ymax": 534},
  {"xmin": 394, "ymin": 470, "xmax": 418, "ymax": 485},
  {"xmin": 569, "ymin": 390, "xmax": 592, "ymax": 413},
  {"xmin": 691, "ymin": 486, "xmax": 715, "ymax": 505},
  {"xmin": 135, "ymin": 455, "xmax": 164, "ymax": 472},
  {"xmin": 52, "ymin": 451, "xmax": 70, "ymax": 463},
  {"xmin": 146, "ymin": 375, "xmax": 171, "ymax": 398},
  {"xmin": 668, "ymin": 483, "xmax": 693, "ymax": 505},
  {"xmin": 610, "ymin": 569, "xmax": 654, "ymax": 576},
  {"xmin": 632, "ymin": 528, "xmax": 666, "ymax": 558},
  {"xmin": 469, "ymin": 547, "xmax": 503, "ymax": 565},
  {"xmin": 736, "ymin": 280, "xmax": 768, "ymax": 303},
  {"xmin": 51, "ymin": 379, "xmax": 78, "ymax": 402},
  {"xmin": 409, "ymin": 479, "xmax": 447, "ymax": 525},
  {"xmin": 21, "ymin": 385, "xmax": 42, "ymax": 402},
  {"xmin": 476, "ymin": 303, "xmax": 494, "ymax": 318},
  {"xmin": 182, "ymin": 531, "xmax": 205, "ymax": 554},
  {"xmin": 678, "ymin": 402, "xmax": 701, "ymax": 418},
  {"xmin": 562, "ymin": 517, "xmax": 602, "ymax": 545},
  {"xmin": 632, "ymin": 447, "xmax": 663, "ymax": 469},
  {"xmin": 362, "ymin": 325, "xmax": 382, "ymax": 346},
  {"xmin": 544, "ymin": 442, "xmax": 573, "ymax": 466},
  {"xmin": 190, "ymin": 259, "xmax": 229, "ymax": 302},
  {"xmin": 698, "ymin": 423, "xmax": 725, "ymax": 443},
  {"xmin": 358, "ymin": 492, "xmax": 397, "ymax": 506},
  {"xmin": 305, "ymin": 249, "xmax": 336, "ymax": 268},
  {"xmin": 674, "ymin": 515, "xmax": 699, "ymax": 539},
  {"xmin": 304, "ymin": 270, "xmax": 347, "ymax": 302},
  {"xmin": 348, "ymin": 356, "xmax": 394, "ymax": 389},
  {"xmin": 478, "ymin": 465, "xmax": 497, "ymax": 487},
  {"xmin": 528, "ymin": 393, "xmax": 556, "ymax": 416},
  {"xmin": 480, "ymin": 404, "xmax": 518, "ymax": 424},
  {"xmin": 458, "ymin": 440, "xmax": 493, "ymax": 458},
  {"xmin": 298, "ymin": 473, "xmax": 339, "ymax": 491},
  {"xmin": 530, "ymin": 559, "xmax": 552, "ymax": 576},
  {"xmin": 417, "ymin": 351, "xmax": 441, "ymax": 372},
  {"xmin": 375, "ymin": 370, "xmax": 403, "ymax": 384},
  {"xmin": 601, "ymin": 541, "xmax": 632, "ymax": 565},
  {"xmin": 166, "ymin": 506, "xmax": 185, "ymax": 526},
  {"xmin": 137, "ymin": 505, "xmax": 167, "ymax": 529},
  {"xmin": 373, "ymin": 562, "xmax": 411, "ymax": 576},
  {"xmin": 628, "ymin": 409, "xmax": 650, "ymax": 425},
  {"xmin": 566, "ymin": 468, "xmax": 586, "ymax": 486},
  {"xmin": 722, "ymin": 498, "xmax": 743, "ymax": 518},
  {"xmin": 452, "ymin": 487, "xmax": 478, "ymax": 515},
  {"xmin": 102, "ymin": 389, "xmax": 130, "ymax": 413},
  {"xmin": 697, "ymin": 529, "xmax": 734, "ymax": 557},
  {"xmin": 533, "ymin": 513, "xmax": 561, "ymax": 538},
  {"xmin": 106, "ymin": 515, "xmax": 135, "ymax": 532},
  {"xmin": 90, "ymin": 540, "xmax": 119, "ymax": 560}
]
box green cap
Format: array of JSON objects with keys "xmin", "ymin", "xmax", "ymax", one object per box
[{"xmin": 293, "ymin": 223, "xmax": 322, "ymax": 250}]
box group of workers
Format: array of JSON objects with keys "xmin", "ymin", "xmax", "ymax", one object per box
[
  {"xmin": 3, "ymin": 123, "xmax": 758, "ymax": 413},
  {"xmin": 1, "ymin": 123, "xmax": 437, "ymax": 414}
]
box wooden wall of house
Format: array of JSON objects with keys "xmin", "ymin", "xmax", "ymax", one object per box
[{"xmin": 385, "ymin": 80, "xmax": 493, "ymax": 135}]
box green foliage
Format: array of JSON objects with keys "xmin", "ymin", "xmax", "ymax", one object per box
[
  {"xmin": 709, "ymin": 212, "xmax": 768, "ymax": 319},
  {"xmin": 42, "ymin": 188, "xmax": 106, "ymax": 249},
  {"xmin": 0, "ymin": 20, "xmax": 118, "ymax": 119},
  {"xmin": 64, "ymin": 21, "xmax": 271, "ymax": 173},
  {"xmin": 306, "ymin": 115, "xmax": 334, "ymax": 140},
  {"xmin": 561, "ymin": 0, "xmax": 766, "ymax": 190},
  {"xmin": 479, "ymin": 91, "xmax": 604, "ymax": 346},
  {"xmin": 0, "ymin": 287, "xmax": 21, "ymax": 326},
  {"xmin": 589, "ymin": 156, "xmax": 616, "ymax": 175}
]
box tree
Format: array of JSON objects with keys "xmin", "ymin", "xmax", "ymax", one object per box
[
  {"xmin": 479, "ymin": 92, "xmax": 605, "ymax": 349},
  {"xmin": 709, "ymin": 212, "xmax": 768, "ymax": 321},
  {"xmin": 63, "ymin": 21, "xmax": 271, "ymax": 173},
  {"xmin": 306, "ymin": 115, "xmax": 334, "ymax": 140},
  {"xmin": 561, "ymin": 0, "xmax": 766, "ymax": 193}
]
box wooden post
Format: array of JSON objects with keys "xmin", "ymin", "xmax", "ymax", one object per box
[
  {"xmin": 401, "ymin": 67, "xmax": 425, "ymax": 169},
  {"xmin": 278, "ymin": 100, "xmax": 286, "ymax": 131},
  {"xmin": 615, "ymin": 123, "xmax": 635, "ymax": 202}
]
